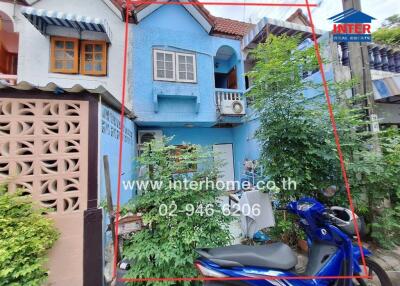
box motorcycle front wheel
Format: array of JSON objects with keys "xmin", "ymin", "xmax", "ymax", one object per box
[{"xmin": 353, "ymin": 257, "xmax": 393, "ymax": 286}]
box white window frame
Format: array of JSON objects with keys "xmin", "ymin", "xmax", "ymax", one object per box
[
  {"xmin": 153, "ymin": 49, "xmax": 176, "ymax": 81},
  {"xmin": 175, "ymin": 52, "xmax": 197, "ymax": 83},
  {"xmin": 153, "ymin": 49, "xmax": 197, "ymax": 83}
]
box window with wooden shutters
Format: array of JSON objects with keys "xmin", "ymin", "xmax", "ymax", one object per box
[
  {"xmin": 50, "ymin": 37, "xmax": 79, "ymax": 74},
  {"xmin": 153, "ymin": 50, "xmax": 175, "ymax": 81},
  {"xmin": 176, "ymin": 53, "xmax": 196, "ymax": 83},
  {"xmin": 80, "ymin": 41, "xmax": 107, "ymax": 76}
]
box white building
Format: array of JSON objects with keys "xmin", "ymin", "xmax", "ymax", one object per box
[
  {"xmin": 0, "ymin": 1, "xmax": 135, "ymax": 285},
  {"xmin": 1, "ymin": 0, "xmax": 130, "ymax": 103}
]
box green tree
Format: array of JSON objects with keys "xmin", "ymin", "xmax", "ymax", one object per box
[
  {"xmin": 372, "ymin": 14, "xmax": 400, "ymax": 46},
  {"xmin": 382, "ymin": 14, "xmax": 400, "ymax": 27},
  {"xmin": 247, "ymin": 35, "xmax": 337, "ymax": 200},
  {"xmin": 372, "ymin": 27, "xmax": 400, "ymax": 46},
  {"xmin": 247, "ymin": 34, "xmax": 400, "ymax": 247},
  {"xmin": 0, "ymin": 185, "xmax": 59, "ymax": 286},
  {"xmin": 123, "ymin": 139, "xmax": 233, "ymax": 285},
  {"xmin": 361, "ymin": 128, "xmax": 400, "ymax": 248},
  {"xmin": 247, "ymin": 34, "xmax": 339, "ymax": 243}
]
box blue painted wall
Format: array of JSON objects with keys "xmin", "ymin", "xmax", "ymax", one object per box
[
  {"xmin": 139, "ymin": 125, "xmax": 261, "ymax": 182},
  {"xmin": 302, "ymin": 33, "xmax": 336, "ymax": 100},
  {"xmin": 131, "ymin": 4, "xmax": 245, "ymax": 126},
  {"xmin": 160, "ymin": 127, "xmax": 234, "ymax": 146},
  {"xmin": 99, "ymin": 104, "xmax": 136, "ymax": 262},
  {"xmin": 140, "ymin": 126, "xmax": 243, "ymax": 176},
  {"xmin": 132, "ymin": 17, "xmax": 335, "ymax": 188},
  {"xmin": 100, "ymin": 104, "xmax": 136, "ymax": 205},
  {"xmin": 232, "ymin": 118, "xmax": 261, "ymax": 179}
]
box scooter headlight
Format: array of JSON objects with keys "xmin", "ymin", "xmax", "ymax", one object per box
[{"xmin": 297, "ymin": 202, "xmax": 314, "ymax": 211}]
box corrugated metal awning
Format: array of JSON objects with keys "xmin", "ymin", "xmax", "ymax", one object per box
[
  {"xmin": 242, "ymin": 17, "xmax": 324, "ymax": 49},
  {"xmin": 0, "ymin": 80, "xmax": 108, "ymax": 93},
  {"xmin": 20, "ymin": 7, "xmax": 111, "ymax": 42},
  {"xmin": 373, "ymin": 76, "xmax": 400, "ymax": 103},
  {"xmin": 0, "ymin": 81, "xmax": 135, "ymax": 118}
]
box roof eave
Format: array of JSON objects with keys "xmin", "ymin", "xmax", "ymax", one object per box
[{"xmin": 131, "ymin": 0, "xmax": 213, "ymax": 33}]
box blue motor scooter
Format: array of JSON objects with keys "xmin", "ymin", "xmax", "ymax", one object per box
[{"xmin": 195, "ymin": 197, "xmax": 392, "ymax": 286}]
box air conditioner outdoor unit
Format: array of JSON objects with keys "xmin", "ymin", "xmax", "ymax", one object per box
[
  {"xmin": 218, "ymin": 93, "xmax": 245, "ymax": 116},
  {"xmin": 138, "ymin": 130, "xmax": 163, "ymax": 145}
]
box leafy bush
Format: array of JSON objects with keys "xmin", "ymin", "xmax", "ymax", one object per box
[
  {"xmin": 372, "ymin": 14, "xmax": 400, "ymax": 45},
  {"xmin": 268, "ymin": 212, "xmax": 303, "ymax": 246},
  {"xmin": 334, "ymin": 103, "xmax": 400, "ymax": 246},
  {"xmin": 372, "ymin": 26, "xmax": 400, "ymax": 46},
  {"xmin": 247, "ymin": 35, "xmax": 335, "ymax": 198},
  {"xmin": 123, "ymin": 139, "xmax": 233, "ymax": 285},
  {"xmin": 246, "ymin": 35, "xmax": 336, "ymax": 244},
  {"xmin": 366, "ymin": 130, "xmax": 400, "ymax": 247},
  {"xmin": 247, "ymin": 34, "xmax": 400, "ymax": 247},
  {"xmin": 371, "ymin": 207, "xmax": 400, "ymax": 249},
  {"xmin": 0, "ymin": 185, "xmax": 59, "ymax": 286}
]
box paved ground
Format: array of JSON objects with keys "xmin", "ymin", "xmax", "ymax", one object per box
[
  {"xmin": 372, "ymin": 245, "xmax": 400, "ymax": 284},
  {"xmin": 296, "ymin": 245, "xmax": 400, "ymax": 285}
]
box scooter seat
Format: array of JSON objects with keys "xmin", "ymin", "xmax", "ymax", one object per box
[{"xmin": 196, "ymin": 242, "xmax": 297, "ymax": 270}]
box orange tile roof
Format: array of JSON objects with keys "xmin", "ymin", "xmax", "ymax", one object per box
[
  {"xmin": 212, "ymin": 16, "xmax": 254, "ymax": 38},
  {"xmin": 286, "ymin": 8, "xmax": 311, "ymax": 27},
  {"xmin": 114, "ymin": 0, "xmax": 252, "ymax": 38}
]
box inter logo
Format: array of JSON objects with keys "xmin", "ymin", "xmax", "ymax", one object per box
[{"xmin": 328, "ymin": 9, "xmax": 376, "ymax": 42}]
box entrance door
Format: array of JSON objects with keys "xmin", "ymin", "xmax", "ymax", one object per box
[
  {"xmin": 227, "ymin": 67, "xmax": 237, "ymax": 89},
  {"xmin": 213, "ymin": 144, "xmax": 235, "ymax": 190},
  {"xmin": 0, "ymin": 97, "xmax": 89, "ymax": 285}
]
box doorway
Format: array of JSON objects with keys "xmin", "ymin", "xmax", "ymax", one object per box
[{"xmin": 213, "ymin": 144, "xmax": 235, "ymax": 190}]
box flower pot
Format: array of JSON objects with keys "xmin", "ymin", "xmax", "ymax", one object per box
[{"xmin": 298, "ymin": 239, "xmax": 308, "ymax": 252}]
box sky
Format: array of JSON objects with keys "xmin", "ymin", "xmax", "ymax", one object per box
[{"xmin": 203, "ymin": 0, "xmax": 400, "ymax": 32}]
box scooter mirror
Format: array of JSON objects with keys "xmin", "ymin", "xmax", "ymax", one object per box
[{"xmin": 322, "ymin": 185, "xmax": 337, "ymax": 197}]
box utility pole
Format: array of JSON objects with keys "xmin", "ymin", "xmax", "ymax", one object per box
[
  {"xmin": 342, "ymin": 0, "xmax": 381, "ymax": 137},
  {"xmin": 341, "ymin": 0, "xmax": 373, "ymax": 97},
  {"xmin": 341, "ymin": 1, "xmax": 384, "ymax": 215}
]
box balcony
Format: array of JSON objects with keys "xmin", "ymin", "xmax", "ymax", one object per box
[
  {"xmin": 214, "ymin": 45, "xmax": 246, "ymax": 116},
  {"xmin": 215, "ymin": 88, "xmax": 246, "ymax": 116},
  {"xmin": 0, "ymin": 11, "xmax": 19, "ymax": 86},
  {"xmin": 338, "ymin": 42, "xmax": 400, "ymax": 73}
]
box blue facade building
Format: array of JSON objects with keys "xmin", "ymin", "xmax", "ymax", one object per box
[
  {"xmin": 130, "ymin": 2, "xmax": 253, "ymax": 182},
  {"xmin": 129, "ymin": 2, "xmax": 324, "ymax": 185}
]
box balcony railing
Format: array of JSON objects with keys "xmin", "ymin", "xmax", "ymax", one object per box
[
  {"xmin": 215, "ymin": 88, "xmax": 246, "ymax": 116},
  {"xmin": 0, "ymin": 74, "xmax": 17, "ymax": 86},
  {"xmin": 338, "ymin": 42, "xmax": 400, "ymax": 73}
]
